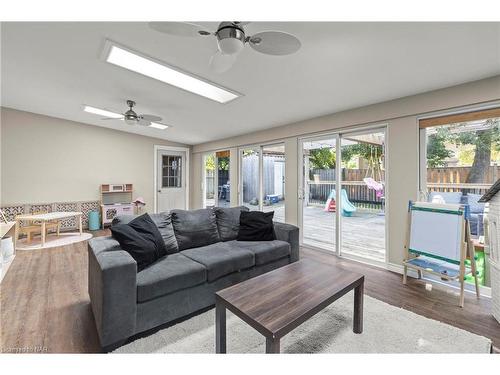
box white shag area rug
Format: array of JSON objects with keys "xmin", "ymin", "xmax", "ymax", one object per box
[
  {"xmin": 114, "ymin": 291, "xmax": 491, "ymax": 353},
  {"xmin": 16, "ymin": 232, "xmax": 93, "ymax": 250}
]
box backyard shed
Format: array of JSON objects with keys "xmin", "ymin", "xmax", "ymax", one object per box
[{"xmin": 479, "ymin": 179, "xmax": 500, "ymax": 323}]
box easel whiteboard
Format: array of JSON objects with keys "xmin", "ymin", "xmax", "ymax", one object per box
[{"xmin": 409, "ymin": 202, "xmax": 464, "ymax": 264}]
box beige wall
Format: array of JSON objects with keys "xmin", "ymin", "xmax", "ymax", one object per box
[
  {"xmin": 190, "ymin": 75, "xmax": 500, "ymax": 267},
  {"xmin": 1, "ymin": 107, "xmax": 188, "ymax": 212}
]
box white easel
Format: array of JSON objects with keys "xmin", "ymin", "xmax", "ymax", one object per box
[{"xmin": 403, "ymin": 201, "xmax": 480, "ymax": 307}]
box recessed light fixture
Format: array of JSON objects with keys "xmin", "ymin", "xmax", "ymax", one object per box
[
  {"xmin": 83, "ymin": 105, "xmax": 122, "ymax": 119},
  {"xmin": 102, "ymin": 41, "xmax": 241, "ymax": 104},
  {"xmin": 83, "ymin": 105, "xmax": 170, "ymax": 130}
]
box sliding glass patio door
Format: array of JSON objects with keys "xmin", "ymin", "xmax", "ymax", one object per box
[
  {"xmin": 340, "ymin": 129, "xmax": 386, "ymax": 262},
  {"xmin": 299, "ymin": 136, "xmax": 338, "ymax": 252},
  {"xmin": 239, "ymin": 144, "xmax": 286, "ymax": 221},
  {"xmin": 299, "ymin": 128, "xmax": 387, "ymax": 264}
]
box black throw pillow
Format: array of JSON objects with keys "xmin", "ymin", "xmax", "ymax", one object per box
[
  {"xmin": 110, "ymin": 213, "xmax": 167, "ymax": 271},
  {"xmin": 237, "ymin": 211, "xmax": 276, "ymax": 241}
]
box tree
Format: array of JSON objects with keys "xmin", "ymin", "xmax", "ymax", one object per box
[
  {"xmin": 427, "ymin": 128, "xmax": 453, "ymax": 167},
  {"xmin": 451, "ymin": 119, "xmax": 499, "ymax": 183},
  {"xmin": 309, "ymin": 148, "xmax": 335, "ymax": 169}
]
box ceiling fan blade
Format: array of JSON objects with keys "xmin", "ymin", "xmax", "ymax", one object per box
[
  {"xmin": 248, "ymin": 31, "xmax": 301, "ymax": 56},
  {"xmin": 148, "ymin": 22, "xmax": 212, "ymax": 37},
  {"xmin": 140, "ymin": 114, "xmax": 162, "ymax": 122},
  {"xmin": 101, "ymin": 116, "xmax": 124, "ymax": 120},
  {"xmin": 209, "ymin": 50, "xmax": 236, "ymax": 73},
  {"xmin": 137, "ymin": 119, "xmax": 152, "ymax": 126}
]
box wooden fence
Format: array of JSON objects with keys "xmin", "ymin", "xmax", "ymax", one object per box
[
  {"xmin": 241, "ymin": 154, "xmax": 285, "ymax": 203},
  {"xmin": 426, "ymin": 166, "xmax": 499, "ymax": 195},
  {"xmin": 307, "ymin": 166, "xmax": 499, "ymax": 208}
]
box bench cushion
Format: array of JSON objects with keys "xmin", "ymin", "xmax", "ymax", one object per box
[
  {"xmin": 229, "ymin": 240, "xmax": 291, "ymax": 265},
  {"xmin": 182, "ymin": 242, "xmax": 255, "ymax": 282},
  {"xmin": 136, "ymin": 253, "xmax": 207, "ymax": 302}
]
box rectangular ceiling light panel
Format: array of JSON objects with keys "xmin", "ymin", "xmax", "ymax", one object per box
[
  {"xmin": 104, "ymin": 43, "xmax": 240, "ymax": 104},
  {"xmin": 149, "ymin": 122, "xmax": 169, "ymax": 130},
  {"xmin": 83, "ymin": 105, "xmax": 122, "ymax": 118}
]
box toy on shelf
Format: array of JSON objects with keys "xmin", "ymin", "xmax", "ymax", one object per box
[
  {"xmin": 133, "ymin": 197, "xmax": 146, "ymax": 214},
  {"xmin": 100, "ymin": 184, "xmax": 134, "ymax": 229}
]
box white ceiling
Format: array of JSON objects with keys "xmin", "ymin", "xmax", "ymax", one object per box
[{"xmin": 1, "ymin": 22, "xmax": 499, "ymax": 145}]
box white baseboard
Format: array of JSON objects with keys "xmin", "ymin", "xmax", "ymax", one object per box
[{"xmin": 387, "ymin": 262, "xmax": 491, "ymax": 298}]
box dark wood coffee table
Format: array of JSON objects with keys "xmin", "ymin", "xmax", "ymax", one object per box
[{"xmin": 215, "ymin": 258, "xmax": 364, "ymax": 353}]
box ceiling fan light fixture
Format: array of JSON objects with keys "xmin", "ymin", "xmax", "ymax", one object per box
[
  {"xmin": 218, "ymin": 37, "xmax": 244, "ymax": 55},
  {"xmin": 216, "ymin": 24, "xmax": 246, "ymax": 55},
  {"xmin": 124, "ymin": 117, "xmax": 136, "ymax": 125}
]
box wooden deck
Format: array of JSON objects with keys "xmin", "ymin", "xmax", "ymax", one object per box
[
  {"xmin": 264, "ymin": 204, "xmax": 385, "ymax": 262},
  {"xmin": 212, "ymin": 202, "xmax": 385, "ymax": 262},
  {"xmin": 302, "ymin": 205, "xmax": 385, "ymax": 262}
]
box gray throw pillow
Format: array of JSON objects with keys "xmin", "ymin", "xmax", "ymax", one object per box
[
  {"xmin": 214, "ymin": 206, "xmax": 249, "ymax": 241},
  {"xmin": 171, "ymin": 208, "xmax": 221, "ymax": 250},
  {"xmin": 113, "ymin": 213, "xmax": 179, "ymax": 254}
]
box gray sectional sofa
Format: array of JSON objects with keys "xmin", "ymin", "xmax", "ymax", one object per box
[{"xmin": 88, "ymin": 206, "xmax": 299, "ymax": 350}]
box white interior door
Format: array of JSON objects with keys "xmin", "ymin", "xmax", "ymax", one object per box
[{"xmin": 157, "ymin": 149, "xmax": 187, "ymax": 212}]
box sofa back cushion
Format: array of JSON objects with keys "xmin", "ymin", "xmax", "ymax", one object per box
[
  {"xmin": 113, "ymin": 213, "xmax": 179, "ymax": 254},
  {"xmin": 171, "ymin": 208, "xmax": 221, "ymax": 250},
  {"xmin": 214, "ymin": 206, "xmax": 249, "ymax": 241},
  {"xmin": 110, "ymin": 213, "xmax": 167, "ymax": 271}
]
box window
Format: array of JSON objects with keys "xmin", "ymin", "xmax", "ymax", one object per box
[
  {"xmin": 162, "ymin": 155, "xmax": 182, "ymax": 188},
  {"xmin": 420, "ymin": 113, "xmax": 499, "ymax": 231},
  {"xmin": 419, "ymin": 108, "xmax": 500, "ymax": 290}
]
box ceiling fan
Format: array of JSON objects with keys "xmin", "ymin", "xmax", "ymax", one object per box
[
  {"xmin": 148, "ymin": 21, "xmax": 301, "ymax": 73},
  {"xmin": 103, "ymin": 100, "xmax": 162, "ymax": 126}
]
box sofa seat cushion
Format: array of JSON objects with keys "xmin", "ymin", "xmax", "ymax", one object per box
[
  {"xmin": 229, "ymin": 240, "xmax": 291, "ymax": 265},
  {"xmin": 182, "ymin": 242, "xmax": 255, "ymax": 282},
  {"xmin": 136, "ymin": 253, "xmax": 207, "ymax": 302}
]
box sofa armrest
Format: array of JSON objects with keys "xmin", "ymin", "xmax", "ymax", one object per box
[
  {"xmin": 274, "ymin": 222, "xmax": 300, "ymax": 262},
  {"xmin": 88, "ymin": 236, "xmax": 137, "ymax": 348}
]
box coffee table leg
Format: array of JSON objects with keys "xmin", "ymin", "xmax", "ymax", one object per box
[
  {"xmin": 266, "ymin": 336, "xmax": 280, "ymax": 354},
  {"xmin": 215, "ymin": 300, "xmax": 226, "ymax": 353},
  {"xmin": 353, "ymin": 281, "xmax": 364, "ymax": 334}
]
